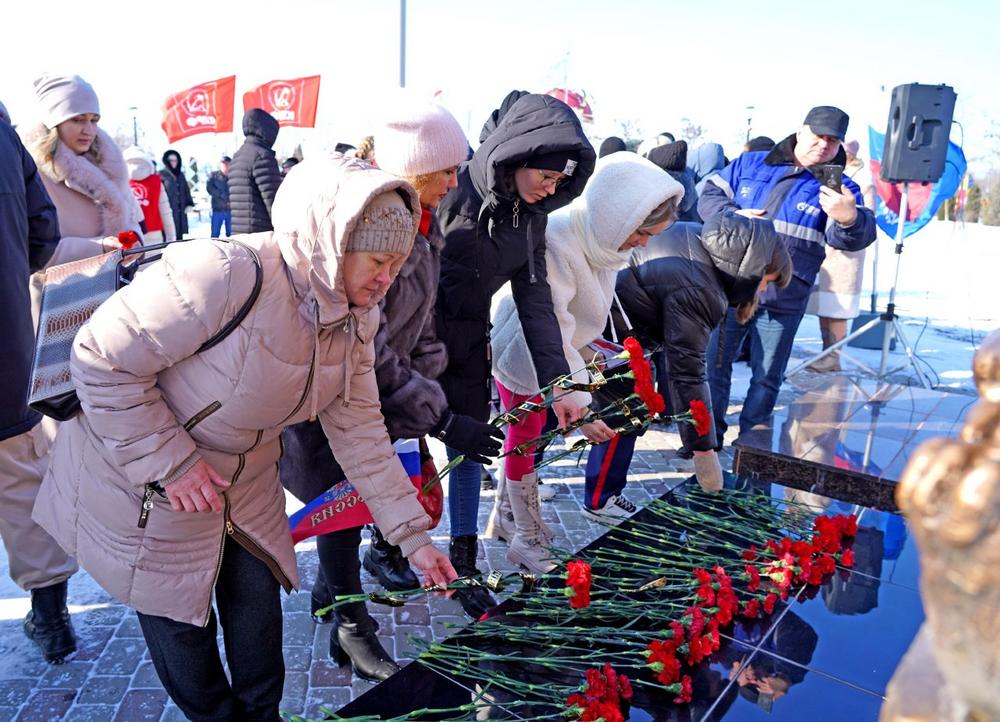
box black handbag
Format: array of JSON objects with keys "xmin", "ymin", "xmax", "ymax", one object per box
[{"xmin": 28, "ymin": 238, "xmax": 262, "ymax": 421}]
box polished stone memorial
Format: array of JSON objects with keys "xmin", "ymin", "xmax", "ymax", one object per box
[{"xmin": 331, "ymin": 375, "xmax": 973, "ymax": 721}]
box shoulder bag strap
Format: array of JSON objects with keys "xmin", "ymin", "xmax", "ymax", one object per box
[{"xmin": 119, "ymin": 237, "xmax": 263, "ymax": 352}]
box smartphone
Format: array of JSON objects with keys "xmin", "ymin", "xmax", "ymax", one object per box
[{"xmin": 817, "ymin": 164, "xmax": 844, "ymax": 192}]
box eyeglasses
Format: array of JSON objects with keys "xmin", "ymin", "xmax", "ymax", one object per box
[{"xmin": 536, "ymin": 169, "xmax": 569, "ymax": 189}]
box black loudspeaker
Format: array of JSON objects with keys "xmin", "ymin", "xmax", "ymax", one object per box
[{"xmin": 880, "ymin": 83, "xmax": 956, "ymax": 183}]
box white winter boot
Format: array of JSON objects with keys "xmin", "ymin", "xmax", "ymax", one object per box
[
  {"xmin": 506, "ymin": 473, "xmax": 557, "ymax": 574},
  {"xmin": 484, "ymin": 465, "xmax": 515, "ymax": 543}
]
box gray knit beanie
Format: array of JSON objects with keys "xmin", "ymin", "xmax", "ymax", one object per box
[
  {"xmin": 33, "ymin": 74, "xmax": 100, "ymax": 129},
  {"xmin": 345, "ymin": 191, "xmax": 414, "ymax": 254}
]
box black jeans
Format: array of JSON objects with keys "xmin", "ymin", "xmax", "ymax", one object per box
[{"xmin": 136, "ymin": 538, "xmax": 284, "ymax": 722}]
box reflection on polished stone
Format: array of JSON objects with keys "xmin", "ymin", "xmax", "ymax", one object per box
[
  {"xmin": 732, "ymin": 375, "xmax": 972, "ymax": 512},
  {"xmin": 336, "ymin": 476, "xmax": 925, "ymax": 722}
]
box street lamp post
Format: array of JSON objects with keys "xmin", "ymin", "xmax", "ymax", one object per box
[
  {"xmin": 745, "ymin": 105, "xmax": 754, "ymax": 143},
  {"xmin": 129, "ymin": 106, "xmax": 138, "ymax": 145}
]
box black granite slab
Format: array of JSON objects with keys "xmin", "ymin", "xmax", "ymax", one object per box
[
  {"xmin": 732, "ymin": 375, "xmax": 971, "ymax": 513},
  {"xmin": 333, "ymin": 448, "xmax": 927, "ymax": 720}
]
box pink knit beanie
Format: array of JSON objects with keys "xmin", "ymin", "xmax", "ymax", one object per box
[
  {"xmin": 33, "ymin": 74, "xmax": 100, "ymax": 129},
  {"xmin": 374, "ymin": 103, "xmax": 468, "ymax": 178}
]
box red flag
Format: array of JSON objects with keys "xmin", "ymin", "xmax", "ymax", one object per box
[
  {"xmin": 160, "ymin": 76, "xmax": 236, "ymax": 143},
  {"xmin": 242, "ymin": 76, "xmax": 321, "ymax": 128},
  {"xmin": 545, "ymin": 88, "xmax": 594, "ymax": 123}
]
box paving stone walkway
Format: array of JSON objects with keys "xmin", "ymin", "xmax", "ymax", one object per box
[{"xmin": 1, "ymin": 374, "xmax": 797, "ymax": 721}]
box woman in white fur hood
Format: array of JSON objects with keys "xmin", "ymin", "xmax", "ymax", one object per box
[
  {"xmin": 22, "ymin": 74, "xmax": 142, "ymax": 267},
  {"xmin": 489, "ymin": 151, "xmax": 684, "ymax": 573}
]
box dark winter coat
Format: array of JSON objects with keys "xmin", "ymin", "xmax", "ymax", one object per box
[
  {"xmin": 613, "ymin": 214, "xmax": 780, "ymax": 452},
  {"xmin": 698, "ymin": 134, "xmax": 876, "ymax": 315},
  {"xmin": 159, "ymin": 150, "xmax": 194, "ymax": 237},
  {"xmin": 435, "ymin": 92, "xmax": 596, "ymax": 420},
  {"xmin": 0, "ymin": 120, "xmax": 59, "ymax": 440},
  {"xmin": 205, "ymin": 170, "xmax": 230, "ymax": 212},
  {"xmin": 280, "ymin": 213, "xmax": 449, "ymax": 503},
  {"xmin": 230, "ymin": 109, "xmax": 282, "ymax": 234}
]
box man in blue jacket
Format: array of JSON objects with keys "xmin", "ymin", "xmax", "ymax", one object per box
[
  {"xmin": 698, "ymin": 106, "xmax": 876, "ymax": 448},
  {"xmin": 0, "ymin": 112, "xmax": 78, "ymax": 664}
]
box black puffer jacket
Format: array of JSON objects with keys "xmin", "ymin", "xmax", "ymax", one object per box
[
  {"xmin": 230, "ymin": 109, "xmax": 282, "ymax": 233},
  {"xmin": 613, "ymin": 213, "xmax": 780, "ymax": 451},
  {"xmin": 206, "ymin": 170, "xmax": 230, "ymax": 212},
  {"xmin": 0, "ymin": 121, "xmax": 59, "ymax": 440},
  {"xmin": 435, "ymin": 92, "xmax": 596, "ymax": 420},
  {"xmin": 159, "ymin": 149, "xmax": 194, "ymax": 237}
]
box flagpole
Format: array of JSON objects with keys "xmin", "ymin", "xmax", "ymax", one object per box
[{"xmin": 399, "ymin": 0, "xmax": 407, "ymax": 88}]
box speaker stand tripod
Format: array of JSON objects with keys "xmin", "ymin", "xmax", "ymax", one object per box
[{"xmin": 785, "ymin": 182, "xmax": 931, "ymax": 388}]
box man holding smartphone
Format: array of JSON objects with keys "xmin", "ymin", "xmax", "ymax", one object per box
[{"xmin": 697, "ymin": 105, "xmax": 876, "ymax": 450}]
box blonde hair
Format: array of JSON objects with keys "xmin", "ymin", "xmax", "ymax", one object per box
[
  {"xmin": 734, "ymin": 243, "xmax": 793, "ymax": 324},
  {"xmin": 355, "ymin": 136, "xmax": 375, "ymax": 161},
  {"xmin": 35, "ymin": 124, "xmax": 103, "ymax": 173},
  {"xmin": 639, "ymin": 196, "xmax": 680, "ymax": 231}
]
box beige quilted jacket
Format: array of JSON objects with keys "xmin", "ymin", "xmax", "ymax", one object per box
[{"xmin": 33, "ymin": 154, "xmax": 430, "ymax": 626}]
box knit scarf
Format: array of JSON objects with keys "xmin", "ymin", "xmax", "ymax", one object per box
[{"xmin": 419, "ymin": 206, "xmax": 433, "ymax": 238}]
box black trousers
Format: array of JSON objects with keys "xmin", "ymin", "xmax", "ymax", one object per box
[
  {"xmin": 316, "ymin": 526, "xmax": 367, "ymax": 623},
  {"xmin": 136, "ymin": 538, "xmax": 284, "ymax": 722}
]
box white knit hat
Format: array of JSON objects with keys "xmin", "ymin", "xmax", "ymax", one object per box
[
  {"xmin": 33, "ymin": 73, "xmax": 100, "ymax": 129},
  {"xmin": 374, "ymin": 103, "xmax": 468, "ymax": 178}
]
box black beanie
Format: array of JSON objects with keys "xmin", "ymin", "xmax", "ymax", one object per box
[
  {"xmin": 599, "ymin": 136, "xmax": 627, "ymax": 157},
  {"xmin": 524, "ymin": 150, "xmax": 579, "ymax": 176},
  {"xmin": 646, "ymin": 140, "xmax": 688, "ymax": 172},
  {"xmin": 746, "ymin": 136, "xmax": 776, "ymax": 153}
]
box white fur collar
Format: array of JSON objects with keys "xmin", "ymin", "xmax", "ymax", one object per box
[{"xmin": 23, "ymin": 123, "xmax": 138, "ymax": 236}]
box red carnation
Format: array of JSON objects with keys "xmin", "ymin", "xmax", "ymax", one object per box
[
  {"xmin": 689, "ymin": 400, "xmax": 711, "ymax": 437},
  {"xmin": 672, "ymin": 675, "xmax": 693, "ymax": 704},
  {"xmin": 623, "ymin": 336, "xmax": 666, "ymax": 415},
  {"xmin": 840, "ymin": 548, "xmax": 855, "ymax": 568},
  {"xmin": 763, "ymin": 593, "xmax": 778, "ymax": 615},
  {"xmin": 565, "ymin": 560, "xmax": 593, "ymax": 609},
  {"xmin": 744, "ymin": 564, "xmax": 761, "ymax": 592},
  {"xmin": 617, "ymin": 673, "xmax": 633, "ymax": 702},
  {"xmin": 117, "ymin": 230, "xmax": 140, "ymax": 250},
  {"xmin": 741, "ymin": 598, "xmax": 761, "ymax": 618}
]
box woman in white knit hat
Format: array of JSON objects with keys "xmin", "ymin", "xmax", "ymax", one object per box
[
  {"xmin": 488, "ymin": 151, "xmax": 684, "ymax": 572},
  {"xmin": 21, "ymin": 74, "xmax": 142, "ymax": 266},
  {"xmin": 279, "ymin": 102, "xmax": 502, "ymax": 681}
]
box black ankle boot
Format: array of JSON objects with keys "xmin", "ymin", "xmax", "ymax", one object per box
[
  {"xmin": 362, "ymin": 526, "xmax": 419, "ymax": 592},
  {"xmin": 448, "ymin": 535, "xmax": 496, "ymax": 619},
  {"xmin": 24, "ymin": 581, "xmax": 77, "ymax": 664},
  {"xmin": 330, "ymin": 607, "xmax": 400, "ymax": 682}
]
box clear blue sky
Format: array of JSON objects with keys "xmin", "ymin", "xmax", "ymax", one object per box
[{"xmin": 3, "ymin": 0, "xmax": 996, "ymax": 171}]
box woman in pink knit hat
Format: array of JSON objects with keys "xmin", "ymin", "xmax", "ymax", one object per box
[{"xmin": 279, "ymin": 101, "xmax": 503, "ymax": 682}]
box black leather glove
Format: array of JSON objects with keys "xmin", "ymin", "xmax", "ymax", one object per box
[{"xmin": 432, "ymin": 411, "xmax": 503, "ymax": 464}]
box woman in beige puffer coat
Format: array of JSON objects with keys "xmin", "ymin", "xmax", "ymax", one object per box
[{"xmin": 32, "ymin": 153, "xmax": 456, "ymax": 721}]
